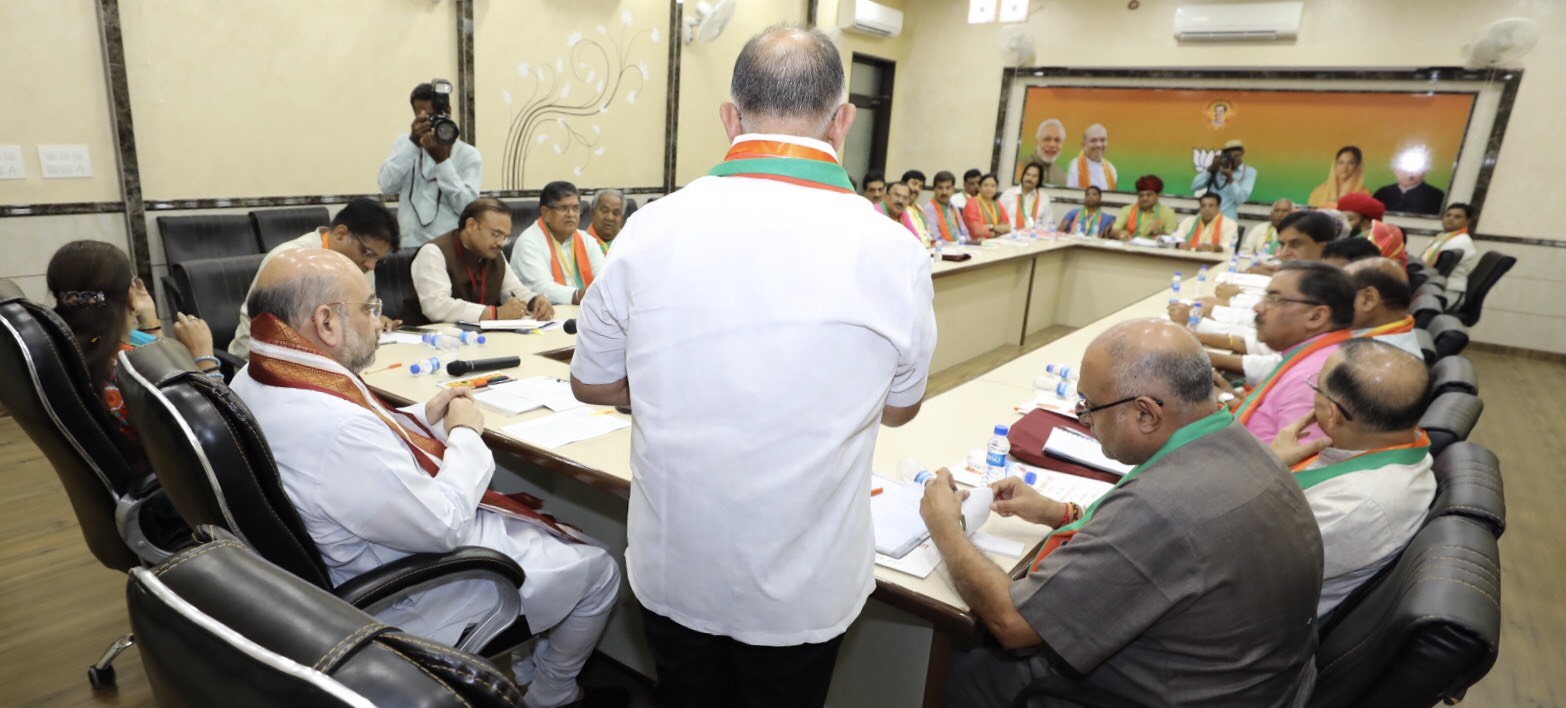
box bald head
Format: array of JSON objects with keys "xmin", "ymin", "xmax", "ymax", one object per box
[
  {"xmin": 730, "ymin": 24, "xmax": 844, "ymax": 136},
  {"xmin": 1091, "ymin": 319, "xmax": 1214, "ymax": 408},
  {"xmin": 1346, "ymin": 256, "xmax": 1413, "ymax": 317},
  {"xmin": 1322, "ymin": 339, "xmax": 1429, "ymax": 432}
]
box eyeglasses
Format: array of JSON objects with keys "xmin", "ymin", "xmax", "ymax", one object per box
[
  {"xmin": 1074, "ymin": 394, "xmax": 1164, "ymax": 424},
  {"xmin": 346, "ymin": 234, "xmax": 388, "ymax": 264},
  {"xmin": 1306, "ymin": 373, "xmax": 1353, "ymax": 421},
  {"xmin": 1261, "ymin": 292, "xmax": 1323, "ymax": 308},
  {"xmin": 328, "ymin": 297, "xmax": 383, "ymax": 321},
  {"xmin": 546, "ymin": 203, "xmax": 582, "ymax": 214}
]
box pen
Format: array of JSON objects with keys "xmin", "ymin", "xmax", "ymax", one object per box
[
  {"xmin": 364, "ymin": 362, "xmax": 405, "ymax": 375},
  {"xmin": 592, "ymin": 408, "xmax": 618, "ymax": 416},
  {"xmin": 870, "ymin": 487, "xmax": 884, "ymax": 497}
]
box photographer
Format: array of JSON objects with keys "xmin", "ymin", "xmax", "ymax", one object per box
[
  {"xmin": 1191, "ymin": 139, "xmax": 1257, "ymax": 221},
  {"xmin": 378, "ymin": 80, "xmax": 483, "ymax": 247}
]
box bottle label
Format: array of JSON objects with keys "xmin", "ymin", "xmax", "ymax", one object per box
[{"xmin": 986, "ymin": 450, "xmax": 1006, "ymax": 469}]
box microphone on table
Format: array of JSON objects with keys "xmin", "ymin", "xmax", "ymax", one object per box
[
  {"xmin": 447, "ymin": 356, "xmax": 521, "ymax": 377},
  {"xmin": 563, "ymin": 318, "xmax": 577, "ymax": 335}
]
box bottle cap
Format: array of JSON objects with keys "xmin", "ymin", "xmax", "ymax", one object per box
[
  {"xmin": 994, "ymin": 424, "xmax": 1009, "ymax": 435},
  {"xmin": 476, "ymin": 334, "xmax": 487, "ymax": 345},
  {"xmin": 1023, "ymin": 471, "xmax": 1038, "ymax": 485}
]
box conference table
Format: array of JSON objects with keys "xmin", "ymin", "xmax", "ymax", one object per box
[{"xmin": 366, "ymin": 236, "xmax": 1230, "ymax": 707}]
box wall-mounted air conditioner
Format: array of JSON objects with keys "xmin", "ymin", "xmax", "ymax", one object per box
[
  {"xmin": 845, "ymin": 0, "xmax": 904, "ymax": 38},
  {"xmin": 1173, "ymin": 2, "xmax": 1303, "ymax": 42}
]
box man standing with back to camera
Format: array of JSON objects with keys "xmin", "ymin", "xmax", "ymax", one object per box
[
  {"xmin": 570, "ymin": 23, "xmax": 936, "ymax": 708},
  {"xmin": 378, "ymin": 80, "xmax": 483, "ymax": 248}
]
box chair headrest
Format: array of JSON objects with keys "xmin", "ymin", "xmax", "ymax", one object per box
[
  {"xmin": 1414, "ymin": 329, "xmax": 1436, "ymax": 366},
  {"xmin": 0, "ymin": 298, "xmax": 145, "ymax": 571},
  {"xmin": 1312, "ymin": 516, "xmax": 1500, "ymax": 706},
  {"xmin": 0, "ymin": 277, "xmax": 25, "ymax": 302},
  {"xmin": 128, "ymin": 533, "xmax": 524, "ymax": 708},
  {"xmin": 1429, "ymin": 356, "xmax": 1477, "ymax": 396},
  {"xmin": 1410, "ymin": 293, "xmax": 1443, "ymax": 313},
  {"xmin": 118, "ymin": 340, "xmax": 334, "ymax": 587},
  {"xmin": 1428, "ymin": 442, "xmax": 1505, "ymax": 537},
  {"xmin": 1420, "ymin": 392, "xmax": 1484, "ymax": 436}
]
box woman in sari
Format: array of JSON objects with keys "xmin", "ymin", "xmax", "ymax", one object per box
[{"xmin": 1308, "ymin": 146, "xmax": 1369, "ymax": 208}]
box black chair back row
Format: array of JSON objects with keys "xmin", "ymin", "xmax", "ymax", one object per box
[
  {"xmin": 172, "ymin": 254, "xmax": 267, "ymax": 354},
  {"xmin": 376, "ymin": 248, "xmax": 419, "ymax": 323},
  {"xmin": 128, "ymin": 532, "xmax": 524, "ymax": 708},
  {"xmin": 1420, "ymin": 391, "xmax": 1484, "ymax": 458},
  {"xmin": 1448, "ymin": 251, "xmax": 1516, "ymax": 327},
  {"xmin": 1424, "ymin": 314, "xmax": 1470, "ymax": 360},
  {"xmin": 158, "ymin": 208, "xmax": 331, "ymax": 265}
]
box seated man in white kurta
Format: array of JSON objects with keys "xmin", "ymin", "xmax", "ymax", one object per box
[
  {"xmin": 512, "ymin": 180, "xmax": 608, "ymax": 306},
  {"xmin": 228, "ymin": 248, "xmax": 619, "ymax": 708},
  {"xmin": 1269, "ymin": 338, "xmax": 1436, "ymax": 619}
]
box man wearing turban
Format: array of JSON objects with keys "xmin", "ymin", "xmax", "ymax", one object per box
[
  {"xmin": 1110, "ymin": 175, "xmax": 1179, "ymax": 241},
  {"xmin": 1337, "ymin": 193, "xmax": 1407, "ymax": 267}
]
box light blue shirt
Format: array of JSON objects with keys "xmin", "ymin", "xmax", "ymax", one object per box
[
  {"xmin": 1191, "ymin": 164, "xmax": 1257, "ymax": 221},
  {"xmin": 129, "ymin": 329, "xmax": 157, "ymax": 347},
  {"xmin": 377, "ymin": 136, "xmax": 483, "ymax": 247}
]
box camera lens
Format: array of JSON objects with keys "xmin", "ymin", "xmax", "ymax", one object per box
[{"xmin": 432, "ymin": 116, "xmax": 460, "ymax": 145}]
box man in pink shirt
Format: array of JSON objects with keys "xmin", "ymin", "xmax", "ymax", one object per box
[{"xmin": 1218, "ymin": 261, "xmax": 1358, "ymax": 444}]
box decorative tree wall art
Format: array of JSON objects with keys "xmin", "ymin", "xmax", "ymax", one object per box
[{"xmin": 499, "ymin": 9, "xmax": 660, "ymax": 189}]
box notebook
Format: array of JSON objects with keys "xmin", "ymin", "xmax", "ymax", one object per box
[{"xmin": 1043, "ymin": 427, "xmax": 1134, "ymax": 476}]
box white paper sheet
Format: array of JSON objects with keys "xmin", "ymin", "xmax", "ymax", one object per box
[
  {"xmin": 971, "ymin": 532, "xmax": 1025, "ymax": 558},
  {"xmin": 378, "ymin": 332, "xmax": 425, "ymax": 346},
  {"xmin": 1044, "ymin": 427, "xmax": 1134, "ymax": 476},
  {"xmin": 472, "ymin": 388, "xmax": 545, "ymax": 416},
  {"xmin": 496, "ymin": 375, "xmax": 583, "ymax": 412},
  {"xmin": 499, "ymin": 408, "xmax": 629, "ymax": 448},
  {"xmin": 456, "ymin": 319, "xmax": 560, "ymax": 332},
  {"xmin": 1216, "ymin": 271, "xmax": 1272, "ymax": 289},
  {"xmin": 875, "ymin": 540, "xmax": 942, "ymax": 578},
  {"xmin": 871, "ymin": 475, "xmax": 931, "ymax": 558}
]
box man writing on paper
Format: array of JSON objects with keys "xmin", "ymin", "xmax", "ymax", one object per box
[
  {"xmin": 230, "ymin": 249, "xmax": 618, "ymax": 708},
  {"xmin": 1217, "ymin": 261, "xmax": 1358, "ymax": 445},
  {"xmin": 230, "ymin": 197, "xmax": 401, "ymax": 359},
  {"xmin": 1173, "ymin": 193, "xmax": 1238, "ymax": 252},
  {"xmin": 1270, "ymin": 338, "xmax": 1436, "ymax": 619},
  {"xmin": 570, "ymin": 24, "xmax": 936, "ymax": 707},
  {"xmin": 924, "ymin": 319, "xmax": 1321, "ymax": 707},
  {"xmin": 1109, "ymin": 175, "xmax": 1177, "ymax": 241},
  {"xmin": 513, "ymin": 180, "xmax": 608, "ymax": 306},
  {"xmin": 404, "ymin": 197, "xmax": 554, "ymax": 326}
]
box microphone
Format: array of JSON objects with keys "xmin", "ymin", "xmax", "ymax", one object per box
[
  {"xmin": 447, "ymin": 356, "xmax": 521, "ymax": 377},
  {"xmin": 563, "ymin": 318, "xmax": 577, "ymax": 335}
]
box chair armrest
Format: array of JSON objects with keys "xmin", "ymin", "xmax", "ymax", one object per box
[
  {"xmin": 1011, "ymin": 675, "xmax": 1148, "ymax": 708},
  {"xmin": 214, "ymin": 349, "xmax": 246, "ymax": 380},
  {"xmin": 333, "ymin": 546, "xmax": 526, "ymax": 654}
]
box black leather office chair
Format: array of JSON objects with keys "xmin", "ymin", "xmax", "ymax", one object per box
[
  {"xmin": 1432, "ymin": 248, "xmax": 1461, "ymax": 277},
  {"xmin": 157, "ymin": 215, "xmax": 261, "ymax": 313},
  {"xmin": 1426, "ymin": 442, "xmax": 1505, "ymax": 538},
  {"xmin": 1409, "ymin": 293, "xmax": 1444, "ymax": 331},
  {"xmin": 1447, "ymin": 251, "xmax": 1516, "ymax": 327},
  {"xmin": 1419, "ymin": 392, "xmax": 1483, "ymax": 459},
  {"xmin": 1411, "ymin": 282, "xmax": 1447, "ymax": 310},
  {"xmin": 129, "ymin": 529, "xmax": 527, "ymax": 708},
  {"xmin": 117, "ymin": 341, "xmax": 528, "ymax": 655},
  {"xmin": 171, "ymin": 254, "xmax": 265, "ymax": 373},
  {"xmin": 0, "ymin": 277, "xmax": 23, "ymax": 300},
  {"xmin": 376, "ymin": 248, "xmax": 419, "ymax": 323},
  {"xmin": 1429, "ymin": 355, "xmax": 1477, "ymax": 399},
  {"xmin": 504, "ymin": 199, "xmax": 540, "ymax": 237},
  {"xmin": 1426, "ymin": 314, "xmax": 1469, "ymax": 360},
  {"xmin": 0, "ymin": 291, "xmax": 188, "ymax": 689},
  {"xmin": 1414, "ymin": 329, "xmax": 1437, "ymax": 367},
  {"xmin": 1307, "ymin": 516, "xmax": 1500, "ymax": 707},
  {"xmin": 250, "ymin": 206, "xmax": 330, "ymax": 252}
]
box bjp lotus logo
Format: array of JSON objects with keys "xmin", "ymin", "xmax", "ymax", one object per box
[{"xmin": 1191, "ymin": 148, "xmax": 1223, "ymax": 174}]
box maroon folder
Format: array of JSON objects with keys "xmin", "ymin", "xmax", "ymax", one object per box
[{"xmin": 1006, "ymin": 408, "xmax": 1125, "ymax": 485}]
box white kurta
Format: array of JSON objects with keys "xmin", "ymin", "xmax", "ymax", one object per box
[
  {"xmin": 410, "ymin": 242, "xmax": 539, "ymax": 323},
  {"xmin": 511, "ymin": 222, "xmax": 608, "ymax": 305},
  {"xmin": 1302, "ymin": 448, "xmax": 1436, "ymax": 617},
  {"xmin": 571, "ymin": 133, "xmax": 937, "ymax": 646},
  {"xmin": 228, "ymin": 368, "xmax": 607, "ymax": 644},
  {"xmin": 229, "ymin": 230, "xmax": 377, "ymax": 358},
  {"xmin": 998, "ymin": 186, "xmax": 1055, "ymax": 230}
]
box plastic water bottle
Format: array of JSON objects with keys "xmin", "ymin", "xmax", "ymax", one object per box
[
  {"xmin": 1007, "ymin": 462, "xmax": 1038, "ymax": 485},
  {"xmin": 1228, "ymin": 257, "xmax": 1239, "ymax": 279},
  {"xmin": 1196, "ymin": 265, "xmax": 1209, "ymax": 297},
  {"xmin": 932, "ymin": 238, "xmax": 944, "ymax": 258},
  {"xmin": 1249, "ymin": 254, "xmax": 1261, "ymax": 270},
  {"xmin": 408, "ymin": 357, "xmax": 442, "ymax": 375},
  {"xmin": 898, "ymin": 457, "xmax": 935, "ymax": 485},
  {"xmin": 1045, "ymin": 363, "xmax": 1076, "ymax": 381},
  {"xmin": 421, "ymin": 332, "xmax": 462, "ymax": 354},
  {"xmin": 1187, "ymin": 301, "xmax": 1204, "ymax": 330},
  {"xmin": 1034, "ymin": 376, "xmax": 1069, "ymax": 401},
  {"xmin": 985, "ymin": 425, "xmax": 1010, "ymax": 485},
  {"xmin": 1170, "ymin": 271, "xmax": 1183, "ymax": 303},
  {"xmin": 450, "ymin": 330, "xmax": 487, "ymax": 346}
]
